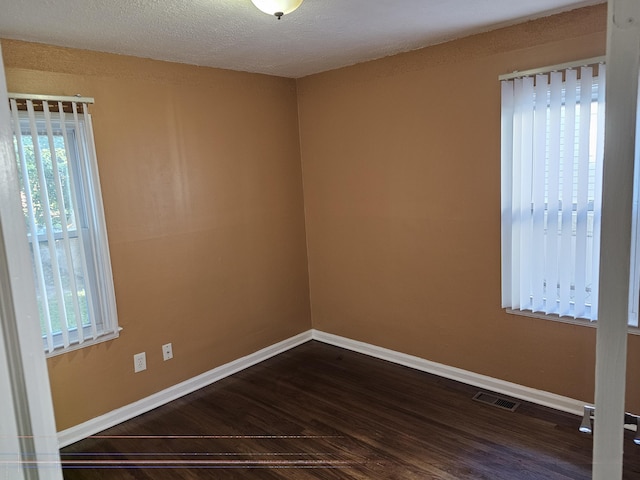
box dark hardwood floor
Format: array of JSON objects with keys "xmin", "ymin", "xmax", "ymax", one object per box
[{"xmin": 61, "ymin": 341, "xmax": 640, "ymax": 479}]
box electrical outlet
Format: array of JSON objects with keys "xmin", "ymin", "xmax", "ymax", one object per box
[
  {"xmin": 162, "ymin": 343, "xmax": 173, "ymax": 361},
  {"xmin": 134, "ymin": 352, "xmax": 146, "ymax": 373}
]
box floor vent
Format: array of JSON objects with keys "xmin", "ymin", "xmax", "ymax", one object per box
[{"xmin": 472, "ymin": 392, "xmax": 520, "ymax": 412}]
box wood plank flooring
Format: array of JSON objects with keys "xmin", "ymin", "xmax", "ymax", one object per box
[{"xmin": 61, "ymin": 341, "xmax": 640, "ymax": 479}]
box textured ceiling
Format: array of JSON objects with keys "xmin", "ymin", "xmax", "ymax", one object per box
[{"xmin": 0, "ymin": 0, "xmax": 604, "ymax": 78}]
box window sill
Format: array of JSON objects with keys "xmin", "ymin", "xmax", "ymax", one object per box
[
  {"xmin": 506, "ymin": 309, "xmax": 640, "ymax": 336},
  {"xmin": 44, "ymin": 327, "xmax": 122, "ymax": 358}
]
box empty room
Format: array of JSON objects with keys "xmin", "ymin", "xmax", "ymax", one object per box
[{"xmin": 2, "ymin": 1, "xmax": 640, "ymax": 478}]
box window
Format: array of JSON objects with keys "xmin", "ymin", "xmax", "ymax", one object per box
[
  {"xmin": 9, "ymin": 95, "xmax": 119, "ymax": 355},
  {"xmin": 500, "ymin": 64, "xmax": 610, "ymax": 323}
]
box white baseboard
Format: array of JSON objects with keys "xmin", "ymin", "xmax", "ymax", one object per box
[
  {"xmin": 311, "ymin": 330, "xmax": 586, "ymax": 417},
  {"xmin": 57, "ymin": 330, "xmax": 313, "ymax": 448},
  {"xmin": 58, "ymin": 327, "xmax": 590, "ymax": 448}
]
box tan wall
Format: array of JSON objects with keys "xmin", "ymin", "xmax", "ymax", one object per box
[
  {"xmin": 297, "ymin": 3, "xmax": 640, "ymax": 412},
  {"xmin": 2, "ymin": 39, "xmax": 311, "ymax": 430}
]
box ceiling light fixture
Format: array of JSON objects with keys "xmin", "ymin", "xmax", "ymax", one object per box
[{"xmin": 251, "ymin": 0, "xmax": 303, "ymax": 20}]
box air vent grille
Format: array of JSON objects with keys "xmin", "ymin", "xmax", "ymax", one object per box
[{"xmin": 472, "ymin": 392, "xmax": 520, "ymax": 412}]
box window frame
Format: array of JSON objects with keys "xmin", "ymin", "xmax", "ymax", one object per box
[
  {"xmin": 10, "ymin": 98, "xmax": 119, "ymax": 356},
  {"xmin": 500, "ymin": 63, "xmax": 640, "ymax": 331}
]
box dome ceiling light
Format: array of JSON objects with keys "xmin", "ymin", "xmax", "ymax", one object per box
[{"xmin": 250, "ymin": 0, "xmax": 303, "ymax": 20}]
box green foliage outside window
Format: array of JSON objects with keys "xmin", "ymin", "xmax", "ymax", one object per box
[
  {"xmin": 15, "ymin": 131, "xmax": 89, "ymax": 336},
  {"xmin": 15, "ymin": 133, "xmax": 75, "ymax": 235}
]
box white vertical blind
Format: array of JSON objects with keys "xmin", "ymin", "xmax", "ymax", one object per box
[
  {"xmin": 518, "ymin": 77, "xmax": 534, "ymax": 311},
  {"xmin": 57, "ymin": 102, "xmax": 87, "ymax": 344},
  {"xmin": 560, "ymin": 70, "xmax": 578, "ymax": 317},
  {"xmin": 592, "ymin": 65, "xmax": 606, "ymax": 320},
  {"xmin": 8, "ymin": 95, "xmax": 119, "ymax": 354},
  {"xmin": 75, "ymin": 103, "xmax": 100, "ymax": 341},
  {"xmin": 500, "ymin": 80, "xmax": 514, "ymax": 309},
  {"xmin": 574, "ymin": 68, "xmax": 591, "ymax": 318},
  {"xmin": 532, "ymin": 74, "xmax": 547, "ymax": 312},
  {"xmin": 545, "ymin": 71, "xmax": 563, "ymax": 315},
  {"xmin": 501, "ymin": 64, "xmax": 606, "ymax": 321}
]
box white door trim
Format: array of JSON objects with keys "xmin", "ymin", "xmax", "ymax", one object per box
[
  {"xmin": 593, "ymin": 1, "xmax": 640, "ymax": 478},
  {"xmin": 0, "ymin": 44, "xmax": 63, "ymax": 480}
]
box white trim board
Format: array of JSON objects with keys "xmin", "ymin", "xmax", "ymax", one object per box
[
  {"xmin": 58, "ymin": 328, "xmax": 590, "ymax": 449},
  {"xmin": 57, "ymin": 330, "xmax": 313, "ymax": 448},
  {"xmin": 311, "ymin": 330, "xmax": 587, "ymax": 417}
]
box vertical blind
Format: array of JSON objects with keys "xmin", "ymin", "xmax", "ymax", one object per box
[
  {"xmin": 501, "ymin": 65, "xmax": 606, "ymax": 321},
  {"xmin": 9, "ymin": 95, "xmax": 118, "ymax": 353}
]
